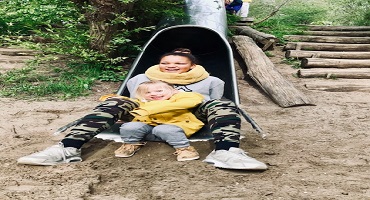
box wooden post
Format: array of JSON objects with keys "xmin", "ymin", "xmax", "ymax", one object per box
[
  {"xmin": 283, "ymin": 35, "xmax": 370, "ymax": 44},
  {"xmin": 230, "ymin": 26, "xmax": 279, "ymax": 51},
  {"xmin": 301, "ymin": 58, "xmax": 370, "ymax": 68},
  {"xmin": 284, "ymin": 42, "xmax": 370, "ymax": 51},
  {"xmin": 303, "ymin": 31, "xmax": 370, "ymax": 37},
  {"xmin": 298, "ymin": 68, "xmax": 370, "ymax": 79},
  {"xmin": 232, "ymin": 35, "xmax": 313, "ymax": 107},
  {"xmin": 304, "ymin": 25, "xmax": 370, "ymax": 31},
  {"xmin": 304, "ymin": 80, "xmax": 370, "ymax": 92},
  {"xmin": 285, "ymin": 50, "xmax": 370, "ymax": 59}
]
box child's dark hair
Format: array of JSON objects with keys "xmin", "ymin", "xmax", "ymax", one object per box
[{"xmin": 159, "ymin": 52, "xmax": 199, "ymax": 64}]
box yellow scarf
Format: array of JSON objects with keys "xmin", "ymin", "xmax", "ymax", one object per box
[{"xmin": 145, "ymin": 65, "xmax": 209, "ymax": 85}]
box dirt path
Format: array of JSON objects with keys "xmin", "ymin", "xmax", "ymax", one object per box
[{"xmin": 0, "ymin": 46, "xmax": 369, "ymax": 200}]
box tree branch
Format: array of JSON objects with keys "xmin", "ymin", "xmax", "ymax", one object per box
[{"xmin": 253, "ymin": 0, "xmax": 291, "ymax": 25}]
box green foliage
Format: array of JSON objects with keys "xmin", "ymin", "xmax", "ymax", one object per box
[
  {"xmin": 226, "ymin": 13, "xmax": 241, "ymax": 25},
  {"xmin": 282, "ymin": 58, "xmax": 301, "ymax": 69},
  {"xmin": 327, "ymin": 0, "xmax": 370, "ymax": 25},
  {"xmin": 0, "ymin": 61, "xmax": 101, "ymax": 99},
  {"xmin": 264, "ymin": 51, "xmax": 275, "ymax": 57},
  {"xmin": 249, "ymin": 0, "xmax": 370, "ymax": 38},
  {"xmin": 251, "ymin": 1, "xmax": 328, "ymax": 42},
  {"xmin": 133, "ymin": 0, "xmax": 185, "ymax": 26},
  {"xmin": 0, "ymin": 0, "xmax": 185, "ymax": 99},
  {"xmin": 0, "ymin": 0, "xmax": 80, "ymax": 35}
]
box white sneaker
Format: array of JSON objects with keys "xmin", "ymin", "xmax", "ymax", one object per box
[
  {"xmin": 203, "ymin": 147, "xmax": 267, "ymax": 170},
  {"xmin": 17, "ymin": 143, "xmax": 82, "ymax": 166}
]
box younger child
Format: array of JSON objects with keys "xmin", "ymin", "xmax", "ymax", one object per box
[{"xmin": 114, "ymin": 80, "xmax": 204, "ymax": 161}]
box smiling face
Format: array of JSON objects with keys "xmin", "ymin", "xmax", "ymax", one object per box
[
  {"xmin": 158, "ymin": 55, "xmax": 196, "ymax": 73},
  {"xmin": 142, "ymin": 84, "xmax": 174, "ymax": 101},
  {"xmin": 135, "ymin": 81, "xmax": 176, "ymax": 101}
]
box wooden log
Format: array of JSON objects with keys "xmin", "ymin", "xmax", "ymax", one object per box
[
  {"xmin": 301, "ymin": 58, "xmax": 370, "ymax": 68},
  {"xmin": 298, "ymin": 68, "xmax": 370, "ymax": 79},
  {"xmin": 303, "ymin": 31, "xmax": 370, "ymax": 37},
  {"xmin": 305, "ymin": 25, "xmax": 370, "ymax": 31},
  {"xmin": 230, "ymin": 26, "xmax": 279, "ymax": 51},
  {"xmin": 283, "ymin": 35, "xmax": 370, "ymax": 44},
  {"xmin": 283, "ymin": 42, "xmax": 370, "ymax": 51},
  {"xmin": 304, "ymin": 80, "xmax": 370, "ymax": 92},
  {"xmin": 232, "ymin": 35, "xmax": 313, "ymax": 107},
  {"xmin": 285, "ymin": 50, "xmax": 370, "ymax": 59}
]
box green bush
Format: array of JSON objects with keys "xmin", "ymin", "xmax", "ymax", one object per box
[
  {"xmin": 0, "ymin": 0, "xmax": 80, "ymax": 34},
  {"xmin": 251, "ymin": 0, "xmax": 330, "ymax": 42},
  {"xmin": 0, "ymin": 0, "xmax": 185, "ymax": 99}
]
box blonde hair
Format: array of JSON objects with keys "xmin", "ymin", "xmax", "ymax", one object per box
[{"xmin": 135, "ymin": 80, "xmax": 176, "ymax": 101}]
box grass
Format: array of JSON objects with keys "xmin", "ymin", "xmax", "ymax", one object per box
[
  {"xmin": 0, "ymin": 57, "xmax": 109, "ymax": 99},
  {"xmin": 264, "ymin": 51, "xmax": 275, "ymax": 57},
  {"xmin": 282, "ymin": 58, "xmax": 301, "ymax": 69}
]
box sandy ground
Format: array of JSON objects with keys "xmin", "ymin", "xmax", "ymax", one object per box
[{"xmin": 0, "ymin": 46, "xmax": 369, "ymax": 200}]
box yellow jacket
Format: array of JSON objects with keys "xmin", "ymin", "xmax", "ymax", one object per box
[{"xmin": 130, "ymin": 92, "xmax": 205, "ymax": 137}]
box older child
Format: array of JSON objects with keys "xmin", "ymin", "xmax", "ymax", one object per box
[
  {"xmin": 115, "ymin": 80, "xmax": 204, "ymax": 161},
  {"xmin": 225, "ymin": 0, "xmax": 243, "ymax": 15},
  {"xmin": 18, "ymin": 50, "xmax": 267, "ymax": 170}
]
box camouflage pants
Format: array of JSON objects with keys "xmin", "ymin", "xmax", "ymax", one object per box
[
  {"xmin": 193, "ymin": 99, "xmax": 241, "ymax": 146},
  {"xmin": 61, "ymin": 98, "xmax": 241, "ymax": 149}
]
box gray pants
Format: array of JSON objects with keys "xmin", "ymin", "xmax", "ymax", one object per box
[{"xmin": 120, "ymin": 122, "xmax": 190, "ymax": 148}]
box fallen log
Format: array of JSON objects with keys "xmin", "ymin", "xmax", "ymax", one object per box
[
  {"xmin": 283, "ymin": 42, "xmax": 370, "ymax": 51},
  {"xmin": 304, "ymin": 79, "xmax": 370, "ymax": 92},
  {"xmin": 303, "ymin": 31, "xmax": 370, "ymax": 37},
  {"xmin": 283, "ymin": 35, "xmax": 370, "ymax": 44},
  {"xmin": 298, "ymin": 68, "xmax": 370, "ymax": 79},
  {"xmin": 285, "ymin": 50, "xmax": 370, "ymax": 59},
  {"xmin": 301, "ymin": 58, "xmax": 370, "ymax": 68},
  {"xmin": 230, "ymin": 26, "xmax": 278, "ymax": 51},
  {"xmin": 305, "ymin": 25, "xmax": 370, "ymax": 31},
  {"xmin": 232, "ymin": 35, "xmax": 313, "ymax": 107}
]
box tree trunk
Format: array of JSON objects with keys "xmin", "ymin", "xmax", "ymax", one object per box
[
  {"xmin": 89, "ymin": 21, "xmax": 116, "ymax": 53},
  {"xmin": 298, "ymin": 68, "xmax": 370, "ymax": 79},
  {"xmin": 230, "ymin": 26, "xmax": 278, "ymax": 51},
  {"xmin": 285, "ymin": 50, "xmax": 370, "ymax": 59},
  {"xmin": 301, "ymin": 58, "xmax": 370, "ymax": 68},
  {"xmin": 283, "ymin": 35, "xmax": 370, "ymax": 44},
  {"xmin": 75, "ymin": 0, "xmax": 135, "ymax": 53},
  {"xmin": 232, "ymin": 35, "xmax": 313, "ymax": 107},
  {"xmin": 305, "ymin": 25, "xmax": 370, "ymax": 31},
  {"xmin": 283, "ymin": 42, "xmax": 370, "ymax": 51}
]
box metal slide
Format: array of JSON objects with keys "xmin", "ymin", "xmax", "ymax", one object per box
[
  {"xmin": 117, "ymin": 0, "xmax": 239, "ymax": 104},
  {"xmin": 95, "ymin": 0, "xmax": 265, "ymax": 141}
]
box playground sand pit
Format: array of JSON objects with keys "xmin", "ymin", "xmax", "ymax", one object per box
[{"xmin": 0, "ymin": 46, "xmax": 369, "ymax": 199}]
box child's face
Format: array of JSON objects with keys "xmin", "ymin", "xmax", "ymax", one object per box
[
  {"xmin": 159, "ymin": 55, "xmax": 195, "ymax": 73},
  {"xmin": 143, "ymin": 85, "xmax": 174, "ymax": 101}
]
